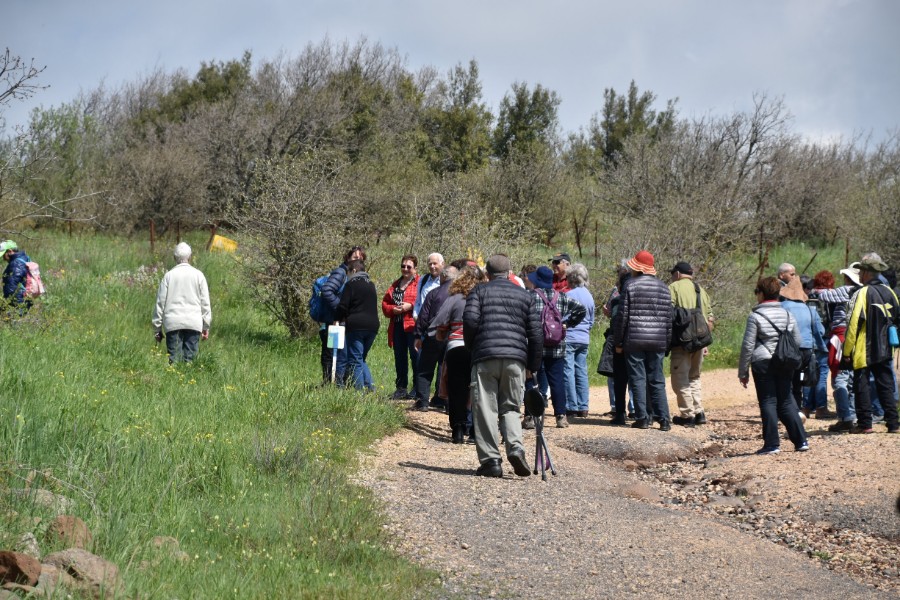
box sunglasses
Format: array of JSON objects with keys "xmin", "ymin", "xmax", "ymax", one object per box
[{"xmin": 401, "ymin": 264, "xmax": 414, "ymax": 270}]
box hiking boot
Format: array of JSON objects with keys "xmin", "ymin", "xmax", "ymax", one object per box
[
  {"xmin": 451, "ymin": 425, "xmax": 465, "ymax": 444},
  {"xmin": 555, "ymin": 415, "xmax": 569, "ymax": 428},
  {"xmin": 694, "ymin": 412, "xmax": 707, "ymax": 425},
  {"xmin": 755, "ymin": 446, "xmax": 781, "ymax": 455},
  {"xmin": 522, "ymin": 415, "xmax": 535, "ymax": 430},
  {"xmin": 408, "ymin": 401, "xmax": 429, "ymax": 412},
  {"xmin": 827, "ymin": 420, "xmax": 854, "ymax": 433},
  {"xmin": 658, "ymin": 419, "xmax": 672, "ymax": 432},
  {"xmin": 475, "ymin": 459, "xmax": 503, "ymax": 478},
  {"xmin": 507, "ymin": 449, "xmax": 531, "ymax": 477},
  {"xmin": 631, "ymin": 418, "xmax": 650, "ymax": 430},
  {"xmin": 814, "ymin": 408, "xmax": 836, "ymax": 419},
  {"xmin": 391, "ymin": 389, "xmax": 408, "ymax": 400},
  {"xmin": 610, "ymin": 413, "xmax": 627, "ymax": 426},
  {"xmin": 431, "ymin": 398, "xmax": 448, "ymax": 411},
  {"xmin": 672, "ymin": 415, "xmax": 695, "ymax": 427}
]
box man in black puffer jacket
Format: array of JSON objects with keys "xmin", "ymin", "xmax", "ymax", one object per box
[
  {"xmin": 464, "ymin": 254, "xmax": 543, "ymax": 477},
  {"xmin": 614, "ymin": 250, "xmax": 673, "ymax": 431}
]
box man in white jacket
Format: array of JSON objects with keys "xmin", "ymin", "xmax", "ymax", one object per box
[{"xmin": 152, "ymin": 243, "xmax": 212, "ymax": 363}]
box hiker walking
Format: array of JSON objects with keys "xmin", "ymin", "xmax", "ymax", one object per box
[{"xmin": 152, "ymin": 243, "xmax": 212, "ymax": 363}]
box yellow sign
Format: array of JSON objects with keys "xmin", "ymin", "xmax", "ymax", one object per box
[{"xmin": 209, "ymin": 235, "xmax": 238, "ymax": 253}]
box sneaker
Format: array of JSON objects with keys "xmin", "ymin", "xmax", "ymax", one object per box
[
  {"xmin": 408, "ymin": 401, "xmax": 429, "ymax": 412},
  {"xmin": 827, "ymin": 420, "xmax": 854, "ymax": 433},
  {"xmin": 631, "ymin": 418, "xmax": 650, "ymax": 430},
  {"xmin": 798, "ymin": 411, "xmax": 807, "ymax": 425},
  {"xmin": 522, "ymin": 415, "xmax": 535, "ymax": 430},
  {"xmin": 872, "ymin": 414, "xmax": 885, "ymax": 424},
  {"xmin": 658, "ymin": 419, "xmax": 672, "ymax": 432},
  {"xmin": 694, "ymin": 412, "xmax": 707, "ymax": 425},
  {"xmin": 850, "ymin": 426, "xmax": 874, "ymax": 434},
  {"xmin": 672, "ymin": 415, "xmax": 695, "ymax": 427},
  {"xmin": 814, "ymin": 408, "xmax": 836, "ymax": 419},
  {"xmin": 391, "ymin": 389, "xmax": 408, "ymax": 400},
  {"xmin": 795, "ymin": 442, "xmax": 810, "ymax": 452},
  {"xmin": 755, "ymin": 446, "xmax": 781, "ymax": 455},
  {"xmin": 555, "ymin": 415, "xmax": 569, "ymax": 428}
]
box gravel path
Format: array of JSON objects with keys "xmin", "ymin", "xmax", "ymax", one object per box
[{"xmin": 356, "ymin": 369, "xmax": 899, "ymax": 599}]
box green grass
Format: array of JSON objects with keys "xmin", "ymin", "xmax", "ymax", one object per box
[{"xmin": 0, "ymin": 232, "xmax": 433, "ymax": 599}]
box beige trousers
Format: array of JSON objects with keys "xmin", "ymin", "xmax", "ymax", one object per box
[
  {"xmin": 670, "ymin": 346, "xmax": 704, "ymax": 417},
  {"xmin": 472, "ymin": 358, "xmax": 526, "ymax": 464}
]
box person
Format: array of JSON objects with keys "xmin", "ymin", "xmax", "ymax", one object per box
[
  {"xmin": 152, "ymin": 242, "xmax": 212, "ymax": 363},
  {"xmin": 804, "ymin": 271, "xmax": 836, "ymax": 419},
  {"xmin": 738, "ymin": 276, "xmax": 809, "ymax": 454},
  {"xmin": 777, "ymin": 263, "xmax": 796, "ymax": 286},
  {"xmin": 321, "ymin": 246, "xmax": 366, "ymax": 385},
  {"xmin": 549, "ymin": 253, "xmax": 572, "ymax": 293},
  {"xmin": 613, "ymin": 250, "xmax": 673, "ymax": 431},
  {"xmin": 336, "ymin": 259, "xmax": 379, "ymax": 392},
  {"xmin": 413, "ymin": 253, "xmax": 445, "ymax": 319},
  {"xmin": 780, "ymin": 277, "xmax": 826, "ymax": 424},
  {"xmin": 668, "ymin": 261, "xmax": 714, "ymax": 427},
  {"xmin": 563, "ymin": 263, "xmax": 594, "ymax": 419},
  {"xmin": 842, "ymin": 252, "xmax": 900, "ymax": 434},
  {"xmin": 527, "ymin": 265, "xmax": 586, "ymax": 428},
  {"xmin": 1, "ymin": 240, "xmax": 33, "ymax": 314},
  {"xmin": 818, "ymin": 264, "xmax": 862, "ymax": 431},
  {"xmin": 411, "ymin": 265, "xmax": 458, "ymax": 411},
  {"xmin": 382, "ymin": 255, "xmax": 420, "ymax": 399},
  {"xmin": 463, "ymin": 254, "xmax": 542, "ymax": 478},
  {"xmin": 433, "ymin": 265, "xmax": 485, "ymax": 443},
  {"xmin": 603, "ymin": 264, "xmax": 634, "ymax": 420}
]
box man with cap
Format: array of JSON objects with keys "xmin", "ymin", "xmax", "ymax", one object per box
[
  {"xmin": 1, "ymin": 240, "xmax": 33, "ymax": 313},
  {"xmin": 668, "ymin": 261, "xmax": 714, "ymax": 426},
  {"xmin": 463, "ymin": 254, "xmax": 542, "ymax": 477},
  {"xmin": 842, "ymin": 252, "xmax": 900, "ymax": 434},
  {"xmin": 817, "ymin": 263, "xmax": 862, "ymax": 431},
  {"xmin": 549, "ymin": 253, "xmax": 572, "ymax": 293},
  {"xmin": 527, "ymin": 265, "xmax": 587, "ymax": 428},
  {"xmin": 613, "ymin": 250, "xmax": 674, "ymax": 431}
]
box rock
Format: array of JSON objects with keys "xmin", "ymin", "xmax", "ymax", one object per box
[
  {"xmin": 0, "ymin": 551, "xmax": 41, "ymax": 586},
  {"xmin": 706, "ymin": 495, "xmax": 745, "ymax": 509},
  {"xmin": 9, "ymin": 489, "xmax": 74, "ymax": 516},
  {"xmin": 618, "ymin": 483, "xmax": 661, "ymax": 502},
  {"xmin": 622, "ymin": 460, "xmax": 640, "ymax": 471},
  {"xmin": 42, "ymin": 548, "xmax": 123, "ymax": 599},
  {"xmin": 47, "ymin": 515, "xmax": 93, "ymax": 549},
  {"xmin": 16, "ymin": 532, "xmax": 40, "ymax": 558}
]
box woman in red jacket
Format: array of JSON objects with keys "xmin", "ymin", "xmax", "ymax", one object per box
[{"xmin": 382, "ymin": 255, "xmax": 420, "ymax": 399}]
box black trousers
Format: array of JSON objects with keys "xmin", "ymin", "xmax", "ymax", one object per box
[
  {"xmin": 613, "ymin": 350, "xmax": 629, "ymax": 416},
  {"xmin": 444, "ymin": 345, "xmax": 472, "ymax": 427},
  {"xmin": 790, "ymin": 348, "xmax": 813, "ymax": 410},
  {"xmin": 414, "ymin": 336, "xmax": 446, "ymax": 403},
  {"xmin": 752, "ymin": 360, "xmax": 807, "ymax": 449},
  {"xmin": 853, "ymin": 360, "xmax": 900, "ymax": 429},
  {"xmin": 319, "ymin": 328, "xmax": 332, "ymax": 383}
]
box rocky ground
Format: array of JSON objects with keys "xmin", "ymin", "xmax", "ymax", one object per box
[{"xmin": 356, "ymin": 368, "xmax": 900, "ymax": 599}]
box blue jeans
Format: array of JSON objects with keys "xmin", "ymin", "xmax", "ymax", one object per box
[
  {"xmin": 391, "ymin": 329, "xmax": 419, "ymax": 391},
  {"xmin": 346, "ymin": 330, "xmax": 377, "ymax": 391},
  {"xmin": 802, "ymin": 351, "xmax": 829, "ymax": 410},
  {"xmin": 165, "ymin": 329, "xmax": 200, "ymax": 363},
  {"xmin": 541, "ymin": 355, "xmax": 568, "ymax": 417},
  {"xmin": 833, "ymin": 369, "xmax": 856, "ymax": 422},
  {"xmin": 752, "ymin": 360, "xmax": 807, "ymax": 449},
  {"xmin": 564, "ymin": 343, "xmax": 590, "ymax": 413},
  {"xmin": 625, "ymin": 351, "xmax": 669, "ymax": 422}
]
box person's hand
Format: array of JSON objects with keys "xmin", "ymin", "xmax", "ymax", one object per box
[
  {"xmin": 615, "ymin": 346, "xmax": 623, "ymax": 354},
  {"xmin": 201, "ymin": 330, "xmax": 209, "ymax": 340},
  {"xmin": 739, "ymin": 376, "xmax": 749, "ymax": 389},
  {"xmin": 702, "ymin": 347, "xmax": 710, "ymax": 356},
  {"xmin": 154, "ymin": 331, "xmax": 163, "ymax": 343},
  {"xmin": 414, "ymin": 338, "xmax": 422, "ymax": 352}
]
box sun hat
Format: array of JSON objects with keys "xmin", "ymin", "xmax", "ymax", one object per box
[
  {"xmin": 779, "ymin": 277, "xmax": 808, "ymax": 302},
  {"xmin": 0, "ymin": 240, "xmax": 17, "ymax": 254},
  {"xmin": 527, "ymin": 265, "xmax": 554, "ymax": 289},
  {"xmin": 626, "ymin": 250, "xmax": 657, "ymax": 276},
  {"xmin": 858, "ymin": 252, "xmax": 888, "ymax": 273},
  {"xmin": 839, "ymin": 265, "xmax": 862, "ymax": 286}
]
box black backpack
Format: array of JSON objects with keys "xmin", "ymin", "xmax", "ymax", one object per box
[
  {"xmin": 672, "ymin": 282, "xmax": 713, "ymax": 353},
  {"xmin": 754, "ymin": 309, "xmax": 802, "ymax": 371}
]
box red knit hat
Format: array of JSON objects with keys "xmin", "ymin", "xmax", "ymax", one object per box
[{"xmin": 626, "ymin": 250, "xmax": 657, "ymax": 275}]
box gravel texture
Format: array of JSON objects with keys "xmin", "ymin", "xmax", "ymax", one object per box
[{"xmin": 356, "ymin": 368, "xmax": 899, "ymax": 599}]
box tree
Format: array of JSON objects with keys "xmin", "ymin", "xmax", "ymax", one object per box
[{"xmin": 492, "ymin": 82, "xmax": 560, "ymax": 158}]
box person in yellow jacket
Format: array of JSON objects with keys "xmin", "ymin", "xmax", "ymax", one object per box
[{"xmin": 842, "ymin": 252, "xmax": 899, "ymax": 434}]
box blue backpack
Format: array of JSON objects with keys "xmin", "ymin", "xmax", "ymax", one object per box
[{"xmin": 309, "ymin": 274, "xmax": 336, "ymax": 323}]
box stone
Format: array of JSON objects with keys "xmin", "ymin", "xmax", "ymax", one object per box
[
  {"xmin": 706, "ymin": 495, "xmax": 745, "ymax": 509},
  {"xmin": 16, "ymin": 532, "xmax": 40, "ymax": 558},
  {"xmin": 9, "ymin": 489, "xmax": 74, "ymax": 516},
  {"xmin": 0, "ymin": 551, "xmax": 41, "ymax": 586},
  {"xmin": 47, "ymin": 515, "xmax": 93, "ymax": 549},
  {"xmin": 42, "ymin": 548, "xmax": 123, "ymax": 599},
  {"xmin": 618, "ymin": 483, "xmax": 661, "ymax": 502},
  {"xmin": 35, "ymin": 563, "xmax": 77, "ymax": 597},
  {"xmin": 148, "ymin": 536, "xmax": 190, "ymax": 564}
]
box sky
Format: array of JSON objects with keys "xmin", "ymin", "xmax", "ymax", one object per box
[{"xmin": 3, "ymin": 0, "xmax": 899, "ymax": 144}]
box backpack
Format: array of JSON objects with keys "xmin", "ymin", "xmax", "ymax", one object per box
[
  {"xmin": 309, "ymin": 272, "xmax": 345, "ymax": 324},
  {"xmin": 806, "ymin": 293, "xmax": 830, "ymax": 332},
  {"xmin": 535, "ymin": 289, "xmax": 565, "ymax": 347},
  {"xmin": 754, "ymin": 309, "xmax": 802, "ymax": 371},
  {"xmin": 24, "ymin": 261, "xmax": 46, "ymax": 299},
  {"xmin": 672, "ymin": 282, "xmax": 712, "ymax": 353}
]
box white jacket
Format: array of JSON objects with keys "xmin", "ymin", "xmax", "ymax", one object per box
[{"xmin": 152, "ymin": 263, "xmax": 212, "ymax": 333}]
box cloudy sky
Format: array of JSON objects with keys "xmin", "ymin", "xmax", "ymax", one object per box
[{"xmin": 3, "ymin": 0, "xmax": 898, "ymax": 143}]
